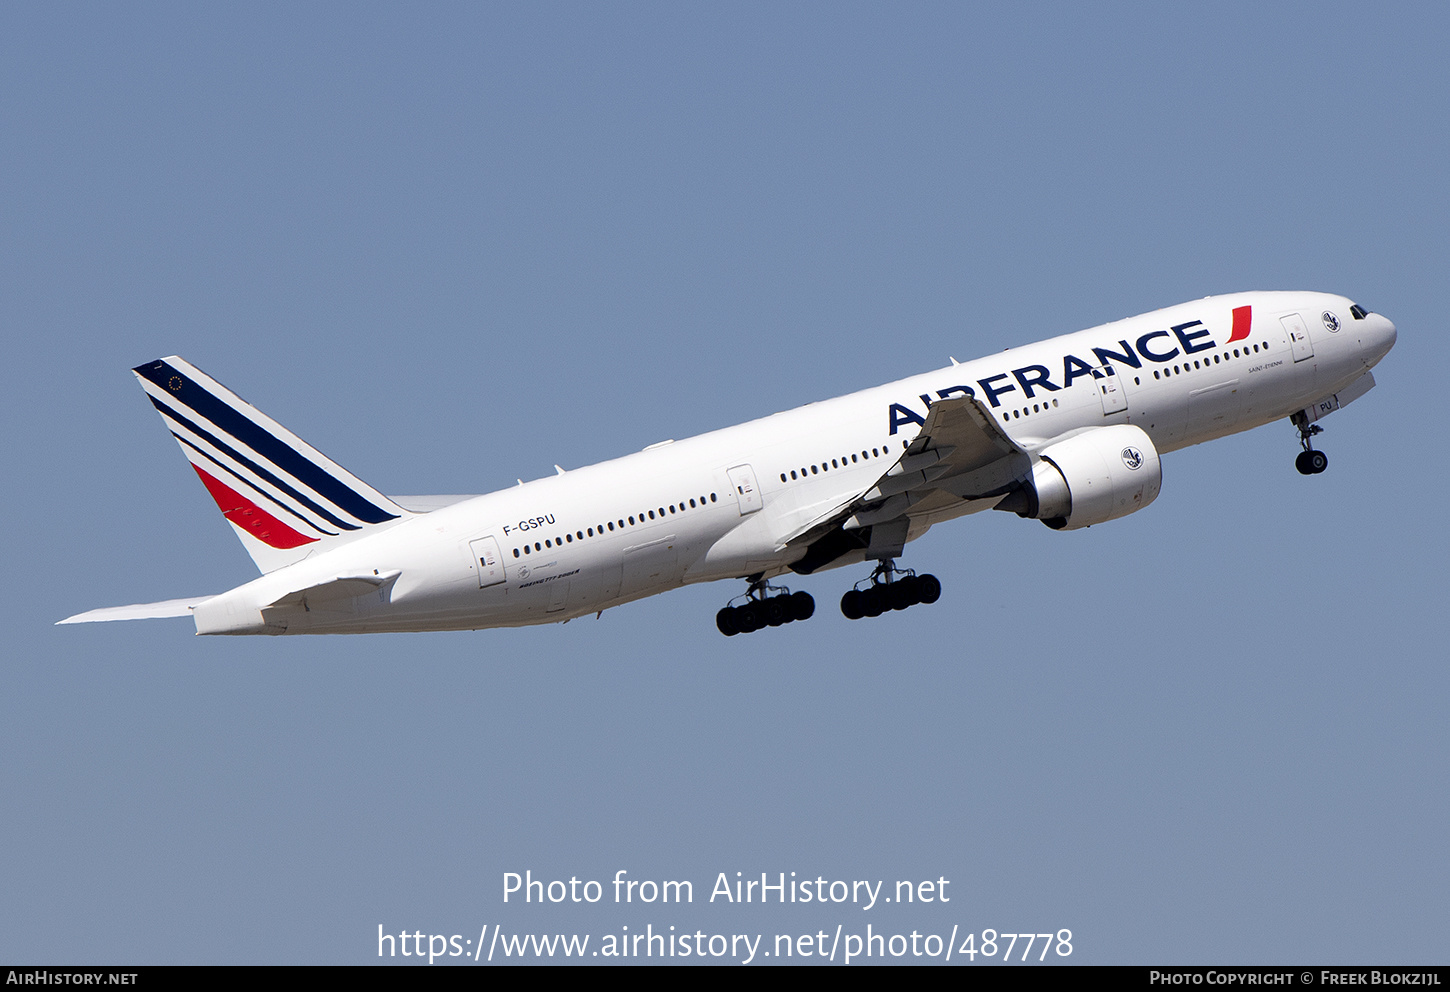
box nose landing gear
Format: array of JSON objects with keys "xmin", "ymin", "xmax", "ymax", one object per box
[
  {"xmin": 716, "ymin": 575, "xmax": 815, "ymax": 636},
  {"xmin": 1291, "ymin": 412, "xmax": 1328, "ymax": 475},
  {"xmin": 839, "ymin": 560, "xmax": 941, "ymax": 620}
]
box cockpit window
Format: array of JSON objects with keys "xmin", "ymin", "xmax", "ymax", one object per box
[{"xmin": 1350, "ymin": 304, "xmax": 1369, "ymax": 320}]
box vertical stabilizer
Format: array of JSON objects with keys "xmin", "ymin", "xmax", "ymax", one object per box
[{"xmin": 132, "ymin": 357, "xmax": 412, "ymax": 572}]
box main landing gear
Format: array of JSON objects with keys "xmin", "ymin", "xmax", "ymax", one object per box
[
  {"xmin": 1292, "ymin": 412, "xmax": 1329, "ymax": 475},
  {"xmin": 716, "ymin": 576, "xmax": 815, "ymax": 636},
  {"xmin": 840, "ymin": 561, "xmax": 941, "ymax": 620}
]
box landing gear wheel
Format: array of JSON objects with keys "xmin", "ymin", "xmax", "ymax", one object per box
[
  {"xmin": 1308, "ymin": 450, "xmax": 1328, "ymax": 474},
  {"xmin": 889, "ymin": 576, "xmax": 918, "ymax": 611},
  {"xmin": 736, "ymin": 602, "xmax": 763, "ymax": 633},
  {"xmin": 1295, "ymin": 451, "xmax": 1313, "ymax": 475},
  {"xmin": 789, "ymin": 591, "xmax": 815, "ymax": 621},
  {"xmin": 718, "ymin": 576, "xmax": 816, "ymax": 634},
  {"xmin": 842, "ymin": 561, "xmax": 943, "ymax": 619}
]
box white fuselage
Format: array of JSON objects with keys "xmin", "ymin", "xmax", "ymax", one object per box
[{"xmin": 190, "ymin": 291, "xmax": 1395, "ymax": 634}]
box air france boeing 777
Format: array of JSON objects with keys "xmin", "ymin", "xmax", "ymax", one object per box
[{"xmin": 60, "ymin": 291, "xmax": 1396, "ymax": 636}]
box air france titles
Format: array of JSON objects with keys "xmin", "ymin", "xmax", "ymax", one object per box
[{"xmin": 886, "ymin": 319, "xmax": 1219, "ymax": 433}]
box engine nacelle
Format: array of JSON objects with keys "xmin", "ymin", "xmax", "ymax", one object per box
[{"xmin": 994, "ymin": 425, "xmax": 1161, "ymax": 530}]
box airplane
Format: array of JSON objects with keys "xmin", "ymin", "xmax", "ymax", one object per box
[{"xmin": 59, "ymin": 291, "xmax": 1396, "ymax": 637}]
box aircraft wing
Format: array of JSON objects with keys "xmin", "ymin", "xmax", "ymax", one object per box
[{"xmin": 783, "ymin": 395, "xmax": 1032, "ymax": 571}]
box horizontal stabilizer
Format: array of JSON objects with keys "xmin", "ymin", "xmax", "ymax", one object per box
[
  {"xmin": 266, "ymin": 571, "xmax": 401, "ymax": 609},
  {"xmin": 387, "ymin": 495, "xmax": 479, "ymax": 512},
  {"xmin": 56, "ymin": 596, "xmax": 214, "ymax": 625}
]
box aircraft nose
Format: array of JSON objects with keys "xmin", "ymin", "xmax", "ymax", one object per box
[{"xmin": 1362, "ymin": 312, "xmax": 1397, "ymax": 367}]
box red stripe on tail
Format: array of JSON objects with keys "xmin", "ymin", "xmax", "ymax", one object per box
[
  {"xmin": 1228, "ymin": 305, "xmax": 1252, "ymax": 343},
  {"xmin": 191, "ymin": 466, "xmax": 319, "ymax": 550}
]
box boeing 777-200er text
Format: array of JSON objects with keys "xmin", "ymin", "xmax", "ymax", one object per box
[{"xmin": 60, "ymin": 291, "xmax": 1396, "ymax": 636}]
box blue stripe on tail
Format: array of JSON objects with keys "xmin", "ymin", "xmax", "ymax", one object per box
[{"xmin": 134, "ymin": 360, "xmax": 399, "ymax": 525}]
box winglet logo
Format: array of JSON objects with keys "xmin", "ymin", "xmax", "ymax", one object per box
[
  {"xmin": 1227, "ymin": 305, "xmax": 1252, "ymax": 343},
  {"xmin": 1121, "ymin": 447, "xmax": 1144, "ymax": 470}
]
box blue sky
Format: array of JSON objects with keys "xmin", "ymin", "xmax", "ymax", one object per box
[{"xmin": 3, "ymin": 2, "xmax": 1446, "ymax": 964}]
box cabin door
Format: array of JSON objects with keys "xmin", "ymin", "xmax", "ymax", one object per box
[
  {"xmin": 1282, "ymin": 313, "xmax": 1315, "ymax": 362},
  {"xmin": 468, "ymin": 536, "xmax": 506, "ymax": 588},
  {"xmin": 1096, "ymin": 366, "xmax": 1128, "ymax": 415},
  {"xmin": 727, "ymin": 464, "xmax": 762, "ymax": 514}
]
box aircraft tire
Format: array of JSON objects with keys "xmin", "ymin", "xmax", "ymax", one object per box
[
  {"xmin": 716, "ymin": 608, "xmax": 739, "ymax": 636},
  {"xmin": 764, "ymin": 598, "xmax": 789, "ymax": 627},
  {"xmin": 1296, "ymin": 451, "xmax": 1314, "ymax": 475},
  {"xmin": 742, "ymin": 600, "xmax": 765, "ymax": 632},
  {"xmin": 890, "ymin": 578, "xmax": 917, "ymax": 610},
  {"xmin": 917, "ymin": 574, "xmax": 942, "ymax": 604},
  {"xmin": 1309, "ymin": 450, "xmax": 1328, "ymax": 474},
  {"xmin": 840, "ymin": 590, "xmax": 864, "ymax": 620},
  {"xmin": 861, "ymin": 586, "xmax": 886, "ymax": 618},
  {"xmin": 790, "ymin": 591, "xmax": 815, "ymax": 621}
]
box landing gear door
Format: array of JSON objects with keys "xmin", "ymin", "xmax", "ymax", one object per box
[
  {"xmin": 1282, "ymin": 313, "xmax": 1315, "ymax": 362},
  {"xmin": 469, "ymin": 536, "xmax": 506, "ymax": 588},
  {"xmin": 727, "ymin": 464, "xmax": 762, "ymax": 515}
]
